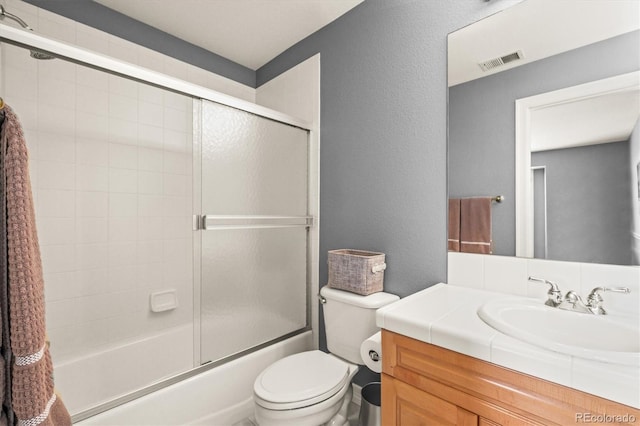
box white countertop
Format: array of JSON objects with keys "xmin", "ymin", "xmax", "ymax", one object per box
[{"xmin": 376, "ymin": 283, "xmax": 640, "ymax": 409}]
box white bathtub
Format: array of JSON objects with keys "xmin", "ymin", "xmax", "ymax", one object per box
[{"xmin": 77, "ymin": 331, "xmax": 313, "ymax": 425}]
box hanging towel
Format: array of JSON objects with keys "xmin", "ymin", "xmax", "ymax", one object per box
[
  {"xmin": 1, "ymin": 105, "xmax": 71, "ymax": 426},
  {"xmin": 460, "ymin": 197, "xmax": 492, "ymax": 254},
  {"xmin": 448, "ymin": 199, "xmax": 461, "ymax": 252}
]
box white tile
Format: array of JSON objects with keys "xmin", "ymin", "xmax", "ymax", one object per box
[
  {"xmin": 138, "ymin": 147, "xmax": 164, "ymax": 172},
  {"xmin": 108, "ymin": 265, "xmax": 138, "ymax": 292},
  {"xmin": 430, "ymin": 303, "xmax": 497, "ymax": 361},
  {"xmin": 163, "ymin": 107, "xmax": 189, "ymax": 132},
  {"xmin": 109, "ymin": 93, "xmax": 139, "ymax": 122},
  {"xmin": 483, "ymin": 255, "xmax": 528, "ymax": 296},
  {"xmin": 163, "ymin": 196, "xmax": 190, "ymax": 217},
  {"xmin": 162, "ymin": 216, "xmax": 191, "ymax": 239},
  {"xmin": 138, "ymin": 195, "xmax": 164, "ymax": 217},
  {"xmin": 572, "ymin": 358, "xmax": 640, "ymax": 409},
  {"xmin": 76, "ymin": 191, "xmax": 108, "ymax": 217},
  {"xmin": 138, "ymin": 217, "xmax": 163, "ymax": 242},
  {"xmin": 43, "ymin": 271, "xmax": 81, "ymax": 302},
  {"xmin": 77, "ymin": 85, "xmax": 108, "ymax": 116},
  {"xmin": 40, "ymin": 244, "xmax": 76, "ymax": 274},
  {"xmin": 37, "ymin": 58, "xmax": 75, "ymax": 84},
  {"xmin": 447, "ymin": 252, "xmax": 484, "ymax": 289},
  {"xmin": 77, "ymin": 139, "xmax": 108, "ymax": 166},
  {"xmin": 37, "ymin": 15, "xmax": 75, "ymax": 44},
  {"xmin": 108, "ymin": 37, "xmax": 139, "ymax": 65},
  {"xmin": 76, "ymin": 218, "xmax": 108, "ymax": 244},
  {"xmin": 37, "ymin": 105, "xmax": 75, "ymax": 137},
  {"xmin": 163, "ymin": 57, "xmax": 188, "ymax": 80},
  {"xmin": 109, "ymin": 143, "xmax": 138, "ymax": 169},
  {"xmin": 138, "ymin": 171, "xmax": 163, "ymax": 195},
  {"xmin": 77, "ymin": 268, "xmax": 109, "ymax": 296},
  {"xmin": 76, "ymin": 165, "xmax": 108, "ymax": 192},
  {"xmin": 109, "ymin": 168, "xmax": 138, "ymax": 193},
  {"xmin": 4, "ymin": 65, "xmax": 38, "ymax": 101},
  {"xmin": 579, "ymin": 263, "xmax": 640, "ymax": 317},
  {"xmin": 139, "ymin": 101, "xmax": 164, "ymax": 127},
  {"xmin": 76, "ymin": 243, "xmax": 108, "ymax": 270},
  {"xmin": 137, "ymin": 262, "xmax": 165, "ymax": 287},
  {"xmin": 138, "ymin": 124, "xmax": 163, "ymax": 149},
  {"xmin": 163, "ymin": 173, "xmax": 188, "ymax": 196},
  {"xmin": 76, "ymin": 112, "xmax": 109, "ymax": 142},
  {"xmin": 5, "ymin": 98, "xmax": 38, "ymax": 131},
  {"xmin": 38, "ymin": 161, "xmax": 75, "ymax": 190},
  {"xmin": 109, "ymin": 117, "xmax": 138, "ymax": 146},
  {"xmin": 109, "ymin": 74, "xmax": 138, "ymax": 98},
  {"xmin": 108, "ymin": 242, "xmax": 138, "ymax": 267},
  {"xmin": 37, "ymin": 132, "xmax": 75, "ymax": 163},
  {"xmin": 75, "ymin": 24, "xmax": 109, "ymax": 54},
  {"xmin": 163, "ymin": 91, "xmax": 190, "ymax": 112},
  {"xmin": 77, "ymin": 67, "xmax": 109, "ymax": 91},
  {"xmin": 39, "ymin": 75, "xmax": 76, "ymax": 110},
  {"xmin": 38, "ymin": 217, "xmax": 76, "ymax": 246},
  {"xmin": 137, "ymin": 241, "xmax": 164, "ymax": 264},
  {"xmin": 37, "ymin": 189, "xmax": 75, "ymax": 217},
  {"xmin": 108, "ymin": 217, "xmax": 138, "ymax": 242},
  {"xmin": 163, "ymin": 129, "xmax": 188, "ymax": 152},
  {"xmin": 526, "ymin": 258, "xmax": 580, "ymax": 300},
  {"xmin": 46, "ymin": 298, "xmax": 81, "ymax": 330},
  {"xmin": 490, "ymin": 334, "xmax": 572, "ymax": 387},
  {"xmin": 109, "ymin": 193, "xmax": 137, "ymax": 217},
  {"xmin": 138, "ymin": 84, "xmax": 164, "ymax": 105},
  {"xmin": 138, "ymin": 47, "xmax": 165, "ymax": 73},
  {"xmin": 163, "ymin": 151, "xmax": 189, "ymax": 175},
  {"xmin": 3, "ymin": 44, "xmax": 35, "ymax": 72}
]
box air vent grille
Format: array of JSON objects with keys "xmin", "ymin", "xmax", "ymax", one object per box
[{"xmin": 479, "ymin": 50, "xmax": 524, "ymax": 71}]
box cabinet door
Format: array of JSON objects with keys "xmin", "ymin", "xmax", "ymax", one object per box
[{"xmin": 382, "ymin": 374, "xmax": 478, "ymax": 426}]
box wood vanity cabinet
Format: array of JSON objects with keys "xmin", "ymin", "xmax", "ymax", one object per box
[{"xmin": 381, "ymin": 330, "xmax": 640, "ymax": 425}]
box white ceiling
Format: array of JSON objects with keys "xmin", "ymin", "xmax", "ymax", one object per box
[
  {"xmin": 95, "ymin": 0, "xmax": 363, "ymax": 70},
  {"xmin": 448, "ymin": 0, "xmax": 640, "ymax": 87},
  {"xmin": 449, "ymin": 0, "xmax": 640, "ymax": 151}
]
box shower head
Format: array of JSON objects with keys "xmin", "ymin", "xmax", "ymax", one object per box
[{"xmin": 0, "ymin": 5, "xmax": 55, "ymax": 60}]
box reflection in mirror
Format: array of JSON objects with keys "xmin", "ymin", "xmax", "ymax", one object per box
[{"xmin": 448, "ymin": 0, "xmax": 640, "ymax": 265}]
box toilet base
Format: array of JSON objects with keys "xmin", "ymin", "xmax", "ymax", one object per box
[{"xmin": 254, "ymin": 384, "xmax": 353, "ymax": 426}]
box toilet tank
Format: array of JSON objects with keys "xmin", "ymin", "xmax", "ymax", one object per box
[{"xmin": 320, "ymin": 286, "xmax": 399, "ymax": 364}]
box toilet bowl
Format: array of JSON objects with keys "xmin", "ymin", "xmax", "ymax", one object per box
[
  {"xmin": 252, "ymin": 287, "xmax": 399, "ymax": 426},
  {"xmin": 253, "ymin": 350, "xmax": 358, "ymax": 426}
]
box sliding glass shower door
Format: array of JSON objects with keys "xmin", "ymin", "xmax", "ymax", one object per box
[{"xmin": 198, "ymin": 100, "xmax": 310, "ymax": 364}]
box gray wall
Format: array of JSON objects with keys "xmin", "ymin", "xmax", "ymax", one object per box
[
  {"xmin": 256, "ymin": 0, "xmax": 521, "ymax": 385},
  {"xmin": 532, "ymin": 141, "xmax": 632, "ymax": 265},
  {"xmin": 449, "ymin": 30, "xmax": 640, "ymax": 256}
]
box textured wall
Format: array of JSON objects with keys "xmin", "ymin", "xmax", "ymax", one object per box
[
  {"xmin": 449, "ymin": 30, "xmax": 640, "ymax": 256},
  {"xmin": 258, "ymin": 0, "xmax": 519, "ymax": 299},
  {"xmin": 532, "ymin": 141, "xmax": 632, "ymax": 265}
]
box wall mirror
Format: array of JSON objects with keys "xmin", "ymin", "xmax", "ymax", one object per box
[{"xmin": 448, "ymin": 0, "xmax": 640, "ymax": 266}]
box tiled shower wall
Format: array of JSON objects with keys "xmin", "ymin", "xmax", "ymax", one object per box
[{"xmin": 0, "ymin": 0, "xmax": 255, "ymax": 414}]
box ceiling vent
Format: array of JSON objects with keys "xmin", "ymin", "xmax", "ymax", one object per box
[{"xmin": 478, "ymin": 50, "xmax": 524, "ymax": 72}]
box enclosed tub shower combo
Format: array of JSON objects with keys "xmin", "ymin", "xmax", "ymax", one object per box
[{"xmin": 0, "ymin": 13, "xmax": 317, "ymax": 424}]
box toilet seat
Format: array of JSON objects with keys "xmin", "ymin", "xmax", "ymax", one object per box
[{"xmin": 253, "ymin": 350, "xmax": 350, "ymax": 410}]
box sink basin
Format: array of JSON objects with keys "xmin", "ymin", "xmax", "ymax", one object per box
[{"xmin": 478, "ymin": 298, "xmax": 640, "ymax": 366}]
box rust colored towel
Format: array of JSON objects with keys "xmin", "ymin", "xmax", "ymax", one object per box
[
  {"xmin": 448, "ymin": 199, "xmax": 460, "ymax": 252},
  {"xmin": 1, "ymin": 105, "xmax": 71, "ymax": 426},
  {"xmin": 460, "ymin": 197, "xmax": 492, "ymax": 254}
]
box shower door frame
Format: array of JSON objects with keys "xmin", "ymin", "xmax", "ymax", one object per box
[{"xmin": 0, "ymin": 24, "xmax": 316, "ymax": 421}]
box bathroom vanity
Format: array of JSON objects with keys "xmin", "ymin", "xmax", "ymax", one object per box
[{"xmin": 376, "ymin": 284, "xmax": 640, "ymax": 425}]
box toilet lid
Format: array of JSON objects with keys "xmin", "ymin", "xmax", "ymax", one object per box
[{"xmin": 253, "ymin": 350, "xmax": 349, "ymax": 406}]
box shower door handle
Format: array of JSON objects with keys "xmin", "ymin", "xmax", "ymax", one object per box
[{"xmin": 198, "ymin": 215, "xmax": 313, "ymax": 230}]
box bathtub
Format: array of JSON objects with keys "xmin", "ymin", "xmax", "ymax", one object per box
[{"xmin": 76, "ymin": 331, "xmax": 313, "ymax": 425}]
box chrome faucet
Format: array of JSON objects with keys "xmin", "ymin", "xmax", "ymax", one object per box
[
  {"xmin": 528, "ymin": 276, "xmax": 563, "ymax": 307},
  {"xmin": 528, "ymin": 277, "xmax": 630, "ymax": 315},
  {"xmin": 584, "ymin": 286, "xmax": 631, "ymax": 315}
]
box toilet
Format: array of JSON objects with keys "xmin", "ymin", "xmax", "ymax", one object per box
[{"xmin": 253, "ymin": 286, "xmax": 399, "ymax": 426}]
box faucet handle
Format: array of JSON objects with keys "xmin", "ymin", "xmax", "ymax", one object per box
[
  {"xmin": 586, "ymin": 287, "xmax": 630, "ymax": 315},
  {"xmin": 528, "ymin": 276, "xmax": 563, "ymax": 306}
]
